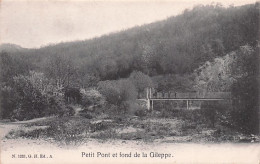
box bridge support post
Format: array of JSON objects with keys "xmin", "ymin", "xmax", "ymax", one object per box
[
  {"xmin": 147, "ymin": 99, "xmax": 150, "ymax": 110},
  {"xmin": 146, "ymin": 88, "xmax": 150, "ymax": 110}
]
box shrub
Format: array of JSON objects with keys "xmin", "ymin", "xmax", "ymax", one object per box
[
  {"xmin": 1, "ymin": 73, "xmax": 74, "ymax": 120},
  {"xmin": 64, "ymin": 87, "xmax": 82, "ymax": 104},
  {"xmin": 230, "ymin": 46, "xmax": 259, "ymax": 134},
  {"xmin": 10, "ymin": 75, "xmax": 47, "ymax": 120},
  {"xmin": 58, "ymin": 105, "xmax": 75, "ymax": 117},
  {"xmin": 80, "ymin": 112, "xmax": 93, "ymax": 119},
  {"xmin": 80, "ymin": 88, "xmax": 105, "ymax": 109},
  {"xmin": 129, "ymin": 71, "xmax": 153, "ymax": 93},
  {"xmin": 201, "ymin": 101, "xmax": 229, "ymax": 128},
  {"xmin": 98, "ymin": 79, "xmax": 137, "ymax": 112},
  {"xmin": 0, "ymin": 86, "xmax": 19, "ymax": 119},
  {"xmin": 127, "ymin": 100, "xmax": 147, "ymax": 117},
  {"xmin": 134, "ymin": 109, "xmax": 147, "ymax": 118}
]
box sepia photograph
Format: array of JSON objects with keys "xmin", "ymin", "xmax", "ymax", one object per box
[{"xmin": 0, "ymin": 0, "xmax": 259, "ymax": 163}]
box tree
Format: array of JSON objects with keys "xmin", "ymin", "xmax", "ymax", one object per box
[
  {"xmin": 80, "ymin": 88, "xmax": 105, "ymax": 109},
  {"xmin": 231, "ymin": 45, "xmax": 259, "ymax": 134},
  {"xmin": 0, "ymin": 86, "xmax": 19, "ymax": 119},
  {"xmin": 193, "ymin": 51, "xmax": 237, "ymax": 93},
  {"xmin": 0, "ymin": 52, "xmax": 16, "ymax": 85},
  {"xmin": 153, "ymin": 74, "xmax": 195, "ymax": 92},
  {"xmin": 0, "ymin": 71, "xmax": 71, "ymax": 120},
  {"xmin": 45, "ymin": 55, "xmax": 78, "ymax": 89},
  {"xmin": 12, "ymin": 74, "xmax": 47, "ymax": 120},
  {"xmin": 194, "ymin": 45, "xmax": 259, "ymax": 133},
  {"xmin": 98, "ymin": 79, "xmax": 137, "ymax": 112},
  {"xmin": 201, "ymin": 101, "xmax": 228, "ymax": 128},
  {"xmin": 97, "ymin": 58, "xmax": 118, "ymax": 80},
  {"xmin": 0, "ymin": 52, "xmax": 32, "ymax": 85},
  {"xmin": 64, "ymin": 87, "xmax": 82, "ymax": 104},
  {"xmin": 129, "ymin": 71, "xmax": 153, "ymax": 93},
  {"xmin": 26, "ymin": 71, "xmax": 50, "ymax": 94},
  {"xmin": 79, "ymin": 73, "xmax": 100, "ymax": 88}
]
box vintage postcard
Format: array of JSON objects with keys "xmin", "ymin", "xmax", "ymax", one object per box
[{"xmin": 0, "ymin": 0, "xmax": 259, "ymax": 163}]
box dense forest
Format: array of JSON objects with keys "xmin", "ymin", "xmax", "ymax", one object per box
[{"xmin": 0, "ymin": 3, "xmax": 259, "ymax": 135}]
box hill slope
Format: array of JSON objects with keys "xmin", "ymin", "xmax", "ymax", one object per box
[
  {"xmin": 2, "ymin": 3, "xmax": 259, "ymax": 81},
  {"xmin": 0, "ymin": 44, "xmax": 25, "ymax": 53}
]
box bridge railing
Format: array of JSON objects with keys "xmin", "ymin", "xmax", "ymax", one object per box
[
  {"xmin": 137, "ymin": 88, "xmax": 232, "ymax": 110},
  {"xmin": 138, "ymin": 88, "xmax": 232, "ymax": 100}
]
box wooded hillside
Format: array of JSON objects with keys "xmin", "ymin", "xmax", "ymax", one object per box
[{"xmin": 2, "ymin": 3, "xmax": 259, "ymax": 82}]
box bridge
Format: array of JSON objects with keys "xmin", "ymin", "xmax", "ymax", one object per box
[{"xmin": 138, "ymin": 88, "xmax": 232, "ymax": 110}]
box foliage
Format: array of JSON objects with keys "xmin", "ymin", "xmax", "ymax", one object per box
[
  {"xmin": 12, "ymin": 75, "xmax": 46, "ymax": 120},
  {"xmin": 44, "ymin": 55, "xmax": 79, "ymax": 89},
  {"xmin": 0, "ymin": 86, "xmax": 19, "ymax": 119},
  {"xmin": 98, "ymin": 79, "xmax": 137, "ymax": 105},
  {"xmin": 80, "ymin": 88, "xmax": 106, "ymax": 109},
  {"xmin": 133, "ymin": 108, "xmax": 147, "ymax": 118},
  {"xmin": 0, "ymin": 52, "xmax": 33, "ymax": 85},
  {"xmin": 0, "ymin": 71, "xmax": 72, "ymax": 120},
  {"xmin": 200, "ymin": 101, "xmax": 230, "ymax": 128},
  {"xmin": 98, "ymin": 79, "xmax": 138, "ymax": 113},
  {"xmin": 194, "ymin": 45, "xmax": 259, "ymax": 134},
  {"xmin": 193, "ymin": 52, "xmax": 236, "ymax": 92},
  {"xmin": 153, "ymin": 74, "xmax": 195, "ymax": 92},
  {"xmin": 78, "ymin": 73, "xmax": 100, "ymax": 88},
  {"xmin": 129, "ymin": 71, "xmax": 153, "ymax": 92},
  {"xmin": 230, "ymin": 45, "xmax": 259, "ymax": 134}
]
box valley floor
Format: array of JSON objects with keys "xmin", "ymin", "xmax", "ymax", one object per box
[{"xmin": 1, "ymin": 116, "xmax": 260, "ymax": 164}]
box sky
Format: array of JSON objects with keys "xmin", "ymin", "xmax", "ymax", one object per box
[{"xmin": 0, "ymin": 0, "xmax": 257, "ymax": 48}]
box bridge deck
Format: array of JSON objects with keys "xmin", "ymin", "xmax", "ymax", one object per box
[{"xmin": 138, "ymin": 98, "xmax": 229, "ymax": 101}]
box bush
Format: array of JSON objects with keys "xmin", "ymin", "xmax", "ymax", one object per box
[
  {"xmin": 64, "ymin": 87, "xmax": 82, "ymax": 104},
  {"xmin": 58, "ymin": 105, "xmax": 75, "ymax": 117},
  {"xmin": 201, "ymin": 101, "xmax": 229, "ymax": 128},
  {"xmin": 127, "ymin": 100, "xmax": 147, "ymax": 117},
  {"xmin": 98, "ymin": 79, "xmax": 138, "ymax": 113},
  {"xmin": 10, "ymin": 75, "xmax": 47, "ymax": 120},
  {"xmin": 230, "ymin": 46, "xmax": 259, "ymax": 134},
  {"xmin": 134, "ymin": 109, "xmax": 147, "ymax": 118},
  {"xmin": 129, "ymin": 71, "xmax": 153, "ymax": 93},
  {"xmin": 80, "ymin": 112, "xmax": 93, "ymax": 119},
  {"xmin": 80, "ymin": 88, "xmax": 105, "ymax": 109},
  {"xmin": 0, "ymin": 86, "xmax": 19, "ymax": 119},
  {"xmin": 1, "ymin": 73, "xmax": 74, "ymax": 120}
]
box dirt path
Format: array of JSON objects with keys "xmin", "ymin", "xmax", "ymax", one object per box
[
  {"xmin": 0, "ymin": 124, "xmax": 19, "ymax": 139},
  {"xmin": 0, "ymin": 117, "xmax": 54, "ymax": 139}
]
